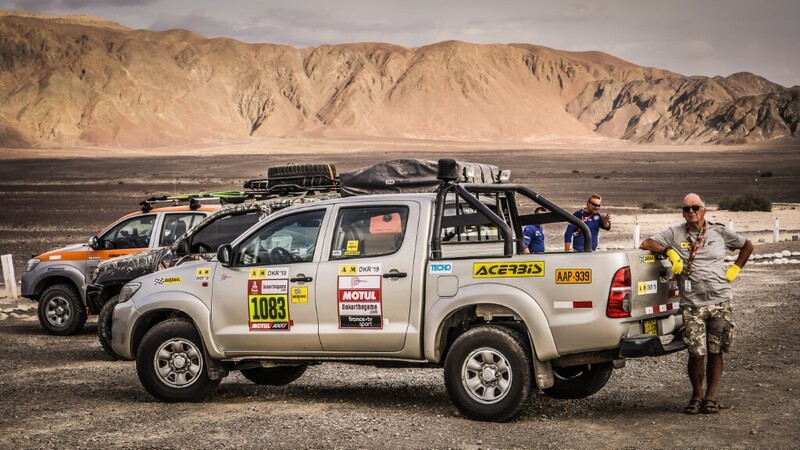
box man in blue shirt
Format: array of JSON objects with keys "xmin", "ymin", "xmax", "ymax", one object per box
[
  {"xmin": 564, "ymin": 194, "xmax": 611, "ymax": 252},
  {"xmin": 523, "ymin": 207, "xmax": 547, "ymax": 253}
]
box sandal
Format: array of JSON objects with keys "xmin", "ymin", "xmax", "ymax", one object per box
[
  {"xmin": 702, "ymin": 399, "xmax": 719, "ymax": 414},
  {"xmin": 684, "ymin": 398, "xmax": 703, "ymax": 415}
]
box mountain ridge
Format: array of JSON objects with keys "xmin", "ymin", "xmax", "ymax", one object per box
[{"xmin": 0, "ymin": 10, "xmax": 797, "ymax": 148}]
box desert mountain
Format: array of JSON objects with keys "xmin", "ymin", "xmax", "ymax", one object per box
[{"xmin": 1, "ymin": 11, "xmax": 797, "ymax": 148}]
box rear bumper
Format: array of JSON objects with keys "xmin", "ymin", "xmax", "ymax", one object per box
[{"xmin": 619, "ymin": 331, "xmax": 686, "ymax": 358}]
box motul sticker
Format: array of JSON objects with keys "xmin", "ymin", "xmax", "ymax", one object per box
[
  {"xmin": 248, "ymin": 270, "xmax": 291, "ymax": 331},
  {"xmin": 473, "ymin": 261, "xmax": 544, "ymax": 278},
  {"xmin": 337, "ymin": 268, "xmax": 383, "ymax": 329}
]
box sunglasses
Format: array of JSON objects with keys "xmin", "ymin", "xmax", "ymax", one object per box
[
  {"xmin": 589, "ymin": 202, "xmax": 601, "ymax": 207},
  {"xmin": 682, "ymin": 205, "xmax": 703, "ymax": 213}
]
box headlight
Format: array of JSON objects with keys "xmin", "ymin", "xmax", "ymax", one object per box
[
  {"xmin": 26, "ymin": 258, "xmax": 40, "ymax": 272},
  {"xmin": 118, "ymin": 282, "xmax": 142, "ymax": 303}
]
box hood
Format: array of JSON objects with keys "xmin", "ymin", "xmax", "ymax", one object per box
[
  {"xmin": 36, "ymin": 242, "xmax": 89, "ymax": 260},
  {"xmin": 91, "ymin": 246, "xmax": 175, "ymax": 284}
]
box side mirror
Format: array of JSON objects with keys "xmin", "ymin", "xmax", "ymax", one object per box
[
  {"xmin": 175, "ymin": 236, "xmax": 190, "ymax": 256},
  {"xmin": 217, "ymin": 244, "xmax": 231, "ymax": 266},
  {"xmin": 89, "ymin": 236, "xmax": 100, "ymax": 250}
]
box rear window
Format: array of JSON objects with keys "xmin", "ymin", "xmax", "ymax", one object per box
[{"xmin": 190, "ymin": 212, "xmax": 261, "ymax": 253}]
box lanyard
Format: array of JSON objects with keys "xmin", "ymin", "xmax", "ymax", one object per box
[{"xmin": 684, "ymin": 222, "xmax": 706, "ymax": 276}]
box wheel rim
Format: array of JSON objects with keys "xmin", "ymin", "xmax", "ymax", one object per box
[
  {"xmin": 44, "ymin": 295, "xmax": 71, "ymax": 327},
  {"xmin": 461, "ymin": 347, "xmax": 513, "ymax": 404},
  {"xmin": 154, "ymin": 338, "xmax": 203, "ymax": 388}
]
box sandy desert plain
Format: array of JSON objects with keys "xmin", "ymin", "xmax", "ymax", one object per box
[{"xmin": 0, "ymin": 138, "xmax": 799, "ymax": 449}]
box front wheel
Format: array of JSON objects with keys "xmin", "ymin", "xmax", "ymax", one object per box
[
  {"xmin": 240, "ymin": 366, "xmax": 307, "ymax": 386},
  {"xmin": 37, "ymin": 283, "xmax": 86, "ymax": 336},
  {"xmin": 542, "ymin": 362, "xmax": 613, "ymax": 399},
  {"xmin": 97, "ymin": 295, "xmax": 130, "ymax": 361},
  {"xmin": 444, "ymin": 325, "xmax": 532, "ymax": 422},
  {"xmin": 136, "ymin": 318, "xmax": 221, "ymax": 402}
]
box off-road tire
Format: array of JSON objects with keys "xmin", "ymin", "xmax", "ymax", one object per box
[
  {"xmin": 240, "ymin": 366, "xmax": 308, "ymax": 386},
  {"xmin": 97, "ymin": 295, "xmax": 130, "ymax": 361},
  {"xmin": 37, "ymin": 283, "xmax": 86, "ymax": 336},
  {"xmin": 267, "ymin": 163, "xmax": 337, "ymax": 190},
  {"xmin": 542, "ymin": 362, "xmax": 614, "ymax": 399},
  {"xmin": 136, "ymin": 318, "xmax": 221, "ymax": 402},
  {"xmin": 444, "ymin": 325, "xmax": 532, "ymax": 422}
]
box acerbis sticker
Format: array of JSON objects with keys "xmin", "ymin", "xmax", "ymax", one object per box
[
  {"xmin": 154, "ymin": 277, "xmax": 181, "ymax": 285},
  {"xmin": 473, "ymin": 262, "xmax": 544, "ymax": 278},
  {"xmin": 637, "ymin": 280, "xmax": 658, "ymax": 295},
  {"xmin": 337, "ymin": 264, "xmax": 383, "ymax": 329},
  {"xmin": 247, "ymin": 267, "xmax": 291, "ymax": 331}
]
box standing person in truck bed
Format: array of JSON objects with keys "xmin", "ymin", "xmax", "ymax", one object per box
[
  {"xmin": 564, "ymin": 194, "xmax": 611, "ymax": 252},
  {"xmin": 639, "ymin": 193, "xmax": 753, "ymax": 415}
]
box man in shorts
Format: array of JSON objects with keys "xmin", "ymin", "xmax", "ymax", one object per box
[{"xmin": 640, "ymin": 193, "xmax": 753, "ymax": 414}]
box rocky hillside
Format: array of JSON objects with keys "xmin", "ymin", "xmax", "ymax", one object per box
[{"xmin": 1, "ymin": 11, "xmax": 797, "ymax": 148}]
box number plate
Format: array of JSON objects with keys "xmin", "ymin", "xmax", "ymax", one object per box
[
  {"xmin": 554, "ymin": 268, "xmax": 592, "ymax": 284},
  {"xmin": 643, "ymin": 318, "xmax": 657, "ymax": 335}
]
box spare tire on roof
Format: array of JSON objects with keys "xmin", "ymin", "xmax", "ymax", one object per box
[{"xmin": 245, "ymin": 163, "xmax": 338, "ymax": 193}]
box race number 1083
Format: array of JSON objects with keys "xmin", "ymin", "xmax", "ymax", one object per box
[{"xmin": 249, "ymin": 295, "xmax": 288, "ymax": 321}]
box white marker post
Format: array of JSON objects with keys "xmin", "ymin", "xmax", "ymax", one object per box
[
  {"xmin": 728, "ymin": 220, "xmax": 734, "ymax": 231},
  {"xmin": 633, "ymin": 223, "xmax": 640, "ymax": 249},
  {"xmin": 1, "ymin": 254, "xmax": 18, "ymax": 299},
  {"xmin": 774, "ymin": 218, "xmax": 780, "ymax": 243}
]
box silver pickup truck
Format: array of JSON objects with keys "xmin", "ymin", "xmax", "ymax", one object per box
[{"xmin": 111, "ymin": 159, "xmax": 684, "ymax": 422}]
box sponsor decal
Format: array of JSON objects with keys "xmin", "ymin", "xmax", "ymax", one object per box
[
  {"xmin": 221, "ymin": 273, "xmax": 232, "ymax": 281},
  {"xmin": 637, "ymin": 280, "xmax": 658, "ymax": 295},
  {"xmin": 555, "ymin": 268, "xmax": 592, "ymax": 284},
  {"xmin": 429, "ymin": 262, "xmax": 453, "ymax": 274},
  {"xmin": 337, "ymin": 265, "xmax": 383, "ymax": 329},
  {"xmin": 473, "ymin": 261, "xmax": 544, "ymax": 278},
  {"xmin": 680, "ymin": 241, "xmax": 691, "ymax": 249},
  {"xmin": 248, "ymin": 270, "xmax": 291, "ymax": 331},
  {"xmin": 195, "ymin": 268, "xmax": 210, "ymax": 281},
  {"xmin": 639, "ymin": 255, "xmax": 656, "ymax": 264},
  {"xmin": 291, "ymin": 286, "xmax": 308, "ymax": 303},
  {"xmin": 154, "ymin": 277, "xmax": 181, "ymax": 285},
  {"xmin": 49, "ymin": 255, "xmax": 62, "ymax": 261},
  {"xmin": 345, "ymin": 240, "xmax": 360, "ymax": 256}
]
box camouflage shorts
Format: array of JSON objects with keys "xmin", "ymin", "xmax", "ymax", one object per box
[{"xmin": 681, "ymin": 301, "xmax": 735, "ymax": 357}]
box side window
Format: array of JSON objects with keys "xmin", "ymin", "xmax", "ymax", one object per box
[
  {"xmin": 190, "ymin": 212, "xmax": 261, "ymax": 253},
  {"xmin": 100, "ymin": 214, "xmax": 156, "ymax": 249},
  {"xmin": 235, "ymin": 210, "xmax": 325, "ymax": 266},
  {"xmin": 160, "ymin": 213, "xmax": 205, "ymax": 246},
  {"xmin": 330, "ymin": 206, "xmax": 408, "ymax": 260},
  {"xmin": 440, "ymin": 195, "xmax": 504, "ymax": 243}
]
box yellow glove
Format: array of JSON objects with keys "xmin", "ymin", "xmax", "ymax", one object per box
[
  {"xmin": 665, "ymin": 248, "xmax": 683, "ymax": 274},
  {"xmin": 726, "ymin": 264, "xmax": 741, "ymax": 282}
]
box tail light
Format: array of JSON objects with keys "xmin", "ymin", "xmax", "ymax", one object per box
[{"xmin": 606, "ymin": 266, "xmax": 631, "ymax": 318}]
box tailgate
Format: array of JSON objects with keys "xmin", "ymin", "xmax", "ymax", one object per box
[{"xmin": 626, "ymin": 249, "xmax": 682, "ymax": 335}]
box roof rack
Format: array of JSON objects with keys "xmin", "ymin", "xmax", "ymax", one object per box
[{"xmin": 140, "ymin": 195, "xmax": 225, "ymax": 212}]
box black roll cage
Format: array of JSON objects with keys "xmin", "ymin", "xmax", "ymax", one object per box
[{"xmin": 431, "ymin": 182, "xmax": 592, "ymax": 258}]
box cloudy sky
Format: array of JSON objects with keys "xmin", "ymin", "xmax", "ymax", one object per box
[{"xmin": 4, "ymin": 0, "xmax": 799, "ymax": 87}]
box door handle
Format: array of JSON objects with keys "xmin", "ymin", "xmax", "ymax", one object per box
[
  {"xmin": 382, "ymin": 272, "xmax": 407, "ymax": 279},
  {"xmin": 290, "ymin": 276, "xmax": 313, "ymax": 282}
]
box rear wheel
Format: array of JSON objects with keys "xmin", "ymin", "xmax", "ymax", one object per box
[
  {"xmin": 240, "ymin": 366, "xmax": 307, "ymax": 386},
  {"xmin": 444, "ymin": 325, "xmax": 532, "ymax": 422},
  {"xmin": 97, "ymin": 295, "xmax": 130, "ymax": 361},
  {"xmin": 136, "ymin": 318, "xmax": 221, "ymax": 402},
  {"xmin": 37, "ymin": 283, "xmax": 86, "ymax": 336},
  {"xmin": 542, "ymin": 362, "xmax": 614, "ymax": 399}
]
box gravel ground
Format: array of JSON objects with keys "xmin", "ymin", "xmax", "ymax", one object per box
[{"xmin": 1, "ymin": 246, "xmax": 798, "ymax": 449}]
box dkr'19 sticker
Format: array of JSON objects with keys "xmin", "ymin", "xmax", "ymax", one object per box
[
  {"xmin": 247, "ymin": 267, "xmax": 291, "ymax": 331},
  {"xmin": 337, "ymin": 263, "xmax": 383, "ymax": 329}
]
